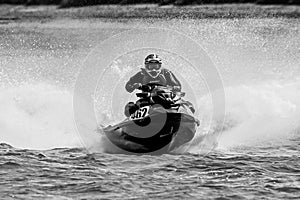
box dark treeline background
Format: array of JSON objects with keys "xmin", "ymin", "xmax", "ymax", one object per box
[{"xmin": 0, "ymin": 0, "xmax": 299, "ymax": 7}]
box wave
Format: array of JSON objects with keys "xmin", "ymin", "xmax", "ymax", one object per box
[
  {"xmin": 1, "ymin": 79, "xmax": 300, "ymax": 154},
  {"xmin": 0, "ymin": 83, "xmax": 82, "ymax": 150},
  {"xmin": 187, "ymin": 79, "xmax": 300, "ymax": 154}
]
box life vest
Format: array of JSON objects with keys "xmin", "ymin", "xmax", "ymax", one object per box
[{"xmin": 141, "ymin": 68, "xmax": 167, "ymax": 86}]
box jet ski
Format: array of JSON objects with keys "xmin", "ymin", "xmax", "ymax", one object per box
[{"xmin": 102, "ymin": 83, "xmax": 200, "ymax": 154}]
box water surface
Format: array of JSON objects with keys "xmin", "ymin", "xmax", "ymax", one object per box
[{"xmin": 0, "ymin": 17, "xmax": 300, "ymax": 199}]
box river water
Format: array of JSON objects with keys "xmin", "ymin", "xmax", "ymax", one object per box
[{"xmin": 0, "ymin": 17, "xmax": 300, "ymax": 199}]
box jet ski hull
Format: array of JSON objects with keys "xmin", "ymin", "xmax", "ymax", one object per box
[{"xmin": 103, "ymin": 108, "xmax": 198, "ymax": 154}]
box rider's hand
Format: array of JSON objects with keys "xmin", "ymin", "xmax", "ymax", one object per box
[
  {"xmin": 133, "ymin": 83, "xmax": 142, "ymax": 90},
  {"xmin": 172, "ymin": 86, "xmax": 181, "ymax": 92}
]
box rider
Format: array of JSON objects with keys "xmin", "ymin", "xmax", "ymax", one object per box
[
  {"xmin": 124, "ymin": 53, "xmax": 182, "ymax": 116},
  {"xmin": 125, "ymin": 54, "xmax": 181, "ymax": 93}
]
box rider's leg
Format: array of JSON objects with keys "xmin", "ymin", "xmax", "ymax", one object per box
[{"xmin": 124, "ymin": 102, "xmax": 138, "ymax": 117}]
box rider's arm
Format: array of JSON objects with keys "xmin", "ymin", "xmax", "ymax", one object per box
[
  {"xmin": 125, "ymin": 71, "xmax": 143, "ymax": 93},
  {"xmin": 164, "ymin": 70, "xmax": 182, "ymax": 91}
]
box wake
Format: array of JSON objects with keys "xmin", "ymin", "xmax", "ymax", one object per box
[
  {"xmin": 0, "ymin": 83, "xmax": 81, "ymax": 150},
  {"xmin": 1, "ymin": 79, "xmax": 300, "ymax": 154},
  {"xmin": 187, "ymin": 79, "xmax": 300, "ymax": 154}
]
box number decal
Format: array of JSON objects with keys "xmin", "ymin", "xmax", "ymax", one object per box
[
  {"xmin": 130, "ymin": 106, "xmax": 150, "ymax": 120},
  {"xmin": 141, "ymin": 108, "xmax": 147, "ymax": 118}
]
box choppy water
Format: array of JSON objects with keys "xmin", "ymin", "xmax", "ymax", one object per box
[
  {"xmin": 0, "ymin": 16, "xmax": 300, "ymax": 199},
  {"xmin": 1, "ymin": 143, "xmax": 299, "ymax": 199}
]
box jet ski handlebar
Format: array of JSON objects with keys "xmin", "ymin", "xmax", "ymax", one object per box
[
  {"xmin": 136, "ymin": 92, "xmax": 151, "ymax": 98},
  {"xmin": 137, "ymin": 84, "xmax": 184, "ymax": 94},
  {"xmin": 136, "ymin": 84, "xmax": 186, "ymax": 101}
]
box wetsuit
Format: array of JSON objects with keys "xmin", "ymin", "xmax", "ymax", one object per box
[{"xmin": 124, "ymin": 68, "xmax": 182, "ymax": 116}]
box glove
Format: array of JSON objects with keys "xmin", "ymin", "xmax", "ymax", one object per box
[
  {"xmin": 133, "ymin": 83, "xmax": 142, "ymax": 90},
  {"xmin": 172, "ymin": 86, "xmax": 181, "ymax": 92},
  {"xmin": 141, "ymin": 84, "xmax": 151, "ymax": 92}
]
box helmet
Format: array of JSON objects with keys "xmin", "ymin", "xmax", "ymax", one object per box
[
  {"xmin": 144, "ymin": 54, "xmax": 162, "ymax": 78},
  {"xmin": 144, "ymin": 54, "xmax": 162, "ymax": 65}
]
